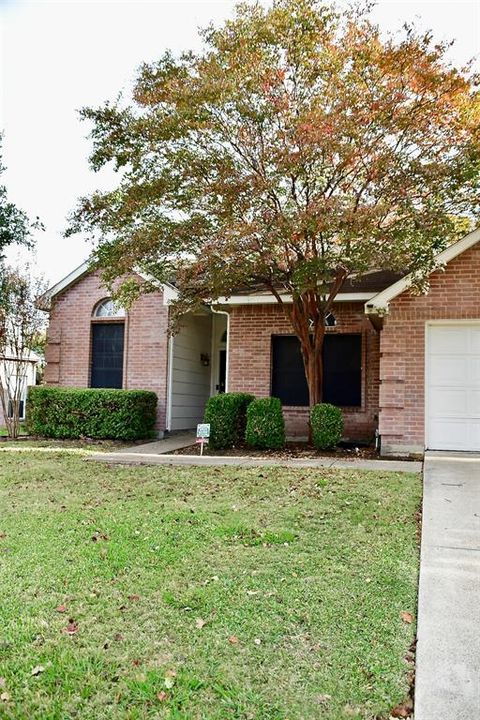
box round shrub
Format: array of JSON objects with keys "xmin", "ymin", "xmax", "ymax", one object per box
[
  {"xmin": 203, "ymin": 392, "xmax": 255, "ymax": 449},
  {"xmin": 245, "ymin": 397, "xmax": 285, "ymax": 450},
  {"xmin": 310, "ymin": 403, "xmax": 344, "ymax": 450}
]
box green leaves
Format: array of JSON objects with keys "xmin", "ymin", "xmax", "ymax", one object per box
[
  {"xmin": 0, "ymin": 139, "xmax": 41, "ymax": 261},
  {"xmin": 70, "ymin": 0, "xmax": 479, "ymax": 307},
  {"xmin": 68, "ymin": 0, "xmax": 480, "ymax": 404}
]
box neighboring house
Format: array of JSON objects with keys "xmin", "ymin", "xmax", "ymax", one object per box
[
  {"xmin": 0, "ymin": 349, "xmax": 40, "ymax": 426},
  {"xmin": 41, "ymin": 227, "xmax": 480, "ymax": 455}
]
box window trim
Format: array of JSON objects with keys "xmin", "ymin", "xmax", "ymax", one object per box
[
  {"xmin": 270, "ymin": 331, "xmax": 366, "ymax": 412},
  {"xmin": 92, "ymin": 298, "xmax": 127, "ymax": 320}
]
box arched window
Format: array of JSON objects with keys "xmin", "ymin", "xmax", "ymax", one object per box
[
  {"xmin": 93, "ymin": 298, "xmax": 126, "ymax": 319},
  {"xmin": 91, "ymin": 298, "xmax": 126, "ymax": 389}
]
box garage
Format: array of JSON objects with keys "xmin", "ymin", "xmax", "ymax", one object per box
[{"xmin": 426, "ymin": 323, "xmax": 480, "ymax": 451}]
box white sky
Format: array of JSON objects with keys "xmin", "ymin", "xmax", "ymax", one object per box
[{"xmin": 1, "ymin": 0, "xmax": 479, "ymax": 285}]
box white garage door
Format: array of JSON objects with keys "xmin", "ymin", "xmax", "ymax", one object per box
[{"xmin": 427, "ymin": 324, "xmax": 480, "ymax": 451}]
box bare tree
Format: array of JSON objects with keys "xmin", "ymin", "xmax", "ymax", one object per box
[{"xmin": 0, "ymin": 266, "xmax": 47, "ymax": 438}]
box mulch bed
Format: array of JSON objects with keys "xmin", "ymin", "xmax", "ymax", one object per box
[{"xmin": 171, "ymin": 441, "xmax": 381, "ymax": 459}]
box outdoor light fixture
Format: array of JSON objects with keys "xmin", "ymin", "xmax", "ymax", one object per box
[{"xmin": 200, "ymin": 353, "xmax": 210, "ymax": 367}]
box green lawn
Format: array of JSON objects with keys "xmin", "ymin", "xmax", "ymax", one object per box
[
  {"xmin": 0, "ymin": 424, "xmax": 28, "ymax": 438},
  {"xmin": 0, "ymin": 445, "xmax": 420, "ymax": 720}
]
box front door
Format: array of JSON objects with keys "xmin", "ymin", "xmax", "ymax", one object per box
[{"xmin": 217, "ymin": 349, "xmax": 227, "ymax": 393}]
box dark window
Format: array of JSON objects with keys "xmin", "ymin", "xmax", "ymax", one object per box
[
  {"xmin": 91, "ymin": 323, "xmax": 125, "ymax": 389},
  {"xmin": 7, "ymin": 399, "xmax": 25, "ymax": 420},
  {"xmin": 323, "ymin": 334, "xmax": 362, "ymax": 406},
  {"xmin": 271, "ymin": 336, "xmax": 309, "ymax": 406},
  {"xmin": 271, "ymin": 334, "xmax": 362, "ymax": 407}
]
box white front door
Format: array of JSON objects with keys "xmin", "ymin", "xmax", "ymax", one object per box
[{"xmin": 426, "ymin": 323, "xmax": 480, "ymax": 451}]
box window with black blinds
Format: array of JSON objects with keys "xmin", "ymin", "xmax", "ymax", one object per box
[
  {"xmin": 90, "ymin": 323, "xmax": 125, "ymax": 389},
  {"xmin": 271, "ymin": 334, "xmax": 362, "ymax": 407}
]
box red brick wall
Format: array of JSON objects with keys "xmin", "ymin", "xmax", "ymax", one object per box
[
  {"xmin": 227, "ymin": 302, "xmax": 380, "ymax": 441},
  {"xmin": 44, "ymin": 271, "xmax": 169, "ymax": 431},
  {"xmin": 379, "ymin": 242, "xmax": 480, "ymax": 455}
]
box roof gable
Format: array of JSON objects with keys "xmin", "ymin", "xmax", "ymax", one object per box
[
  {"xmin": 365, "ymin": 227, "xmax": 480, "ymax": 315},
  {"xmin": 39, "ymin": 260, "xmax": 173, "ymax": 308}
]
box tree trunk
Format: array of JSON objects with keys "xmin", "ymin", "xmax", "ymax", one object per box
[{"xmin": 287, "ymin": 293, "xmax": 326, "ymax": 442}]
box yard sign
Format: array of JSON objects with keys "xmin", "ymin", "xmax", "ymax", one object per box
[{"xmin": 196, "ymin": 423, "xmax": 210, "ymax": 456}]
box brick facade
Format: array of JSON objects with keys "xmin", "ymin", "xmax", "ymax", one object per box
[
  {"xmin": 379, "ymin": 242, "xmax": 480, "ymax": 455},
  {"xmin": 227, "ymin": 302, "xmax": 380, "ymax": 441},
  {"xmin": 43, "ymin": 238, "xmax": 480, "ymax": 453},
  {"xmin": 44, "ymin": 271, "xmax": 170, "ymax": 431}
]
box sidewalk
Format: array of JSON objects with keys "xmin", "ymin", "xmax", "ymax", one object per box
[
  {"xmin": 415, "ymin": 452, "xmax": 480, "ymax": 719},
  {"xmin": 89, "ymin": 438, "xmax": 422, "ymax": 473}
]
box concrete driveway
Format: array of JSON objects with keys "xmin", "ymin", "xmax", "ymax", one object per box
[{"xmin": 415, "ymin": 452, "xmax": 480, "ymax": 719}]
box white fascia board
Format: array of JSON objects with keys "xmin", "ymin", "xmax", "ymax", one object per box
[
  {"xmin": 162, "ymin": 283, "xmax": 179, "ymax": 305},
  {"xmin": 365, "ymin": 226, "xmax": 480, "ymax": 315},
  {"xmin": 40, "ymin": 260, "xmax": 91, "ymax": 305},
  {"xmin": 40, "ymin": 259, "xmax": 173, "ymax": 305},
  {"xmin": 214, "ymin": 292, "xmax": 374, "ymax": 305}
]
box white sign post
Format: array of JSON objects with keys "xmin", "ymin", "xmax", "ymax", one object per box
[{"xmin": 196, "ymin": 423, "xmax": 211, "ymax": 456}]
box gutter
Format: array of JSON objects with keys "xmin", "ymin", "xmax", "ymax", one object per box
[{"xmin": 210, "ymin": 306, "xmax": 230, "ymax": 393}]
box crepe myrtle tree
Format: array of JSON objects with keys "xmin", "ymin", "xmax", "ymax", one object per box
[
  {"xmin": 0, "ymin": 267, "xmax": 47, "ymax": 439},
  {"xmin": 68, "ymin": 0, "xmax": 480, "ymax": 408}
]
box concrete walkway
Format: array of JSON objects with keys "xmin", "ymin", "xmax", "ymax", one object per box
[
  {"xmin": 415, "ymin": 452, "xmax": 480, "ymax": 719},
  {"xmin": 113, "ymin": 431, "xmax": 196, "ymax": 455},
  {"xmin": 90, "ymin": 438, "xmax": 421, "ymax": 473}
]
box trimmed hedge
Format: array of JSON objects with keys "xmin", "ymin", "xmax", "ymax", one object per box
[
  {"xmin": 310, "ymin": 403, "xmax": 344, "ymax": 450},
  {"xmin": 203, "ymin": 392, "xmax": 255, "ymax": 449},
  {"xmin": 26, "ymin": 387, "xmax": 158, "ymax": 440},
  {"xmin": 245, "ymin": 397, "xmax": 285, "ymax": 450}
]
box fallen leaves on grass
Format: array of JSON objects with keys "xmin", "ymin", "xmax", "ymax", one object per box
[
  {"xmin": 62, "ymin": 620, "xmax": 78, "ymax": 635},
  {"xmin": 228, "ymin": 635, "xmax": 239, "ymax": 645},
  {"xmin": 195, "ymin": 618, "xmax": 207, "ymax": 629},
  {"xmin": 0, "ymin": 691, "xmax": 10, "ymax": 702},
  {"xmin": 390, "ymin": 698, "xmax": 413, "ymax": 717},
  {"xmin": 164, "ymin": 669, "xmax": 176, "ymax": 689},
  {"xmin": 400, "ymin": 612, "xmax": 414, "ymax": 624},
  {"xmin": 31, "ymin": 666, "xmax": 45, "ymax": 676},
  {"xmin": 157, "ymin": 691, "xmax": 168, "ymax": 702},
  {"xmin": 127, "ymin": 594, "xmax": 140, "ymax": 602},
  {"xmin": 55, "ymin": 605, "xmax": 67, "ymax": 613},
  {"xmin": 91, "ymin": 532, "xmax": 109, "ymax": 542}
]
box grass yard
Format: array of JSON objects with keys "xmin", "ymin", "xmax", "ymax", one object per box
[
  {"xmin": 0, "ymin": 445, "xmax": 420, "ymax": 720},
  {"xmin": 0, "ymin": 425, "xmax": 28, "ymax": 438}
]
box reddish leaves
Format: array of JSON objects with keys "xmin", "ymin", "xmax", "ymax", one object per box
[
  {"xmin": 400, "ymin": 611, "xmax": 414, "ymax": 624},
  {"xmin": 62, "ymin": 620, "xmax": 78, "ymax": 635},
  {"xmin": 390, "ymin": 699, "xmax": 413, "ymax": 717}
]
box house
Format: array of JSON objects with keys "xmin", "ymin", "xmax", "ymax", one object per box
[
  {"xmin": 41, "ymin": 227, "xmax": 480, "ymax": 455},
  {"xmin": 0, "ymin": 349, "xmax": 40, "ymax": 426}
]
